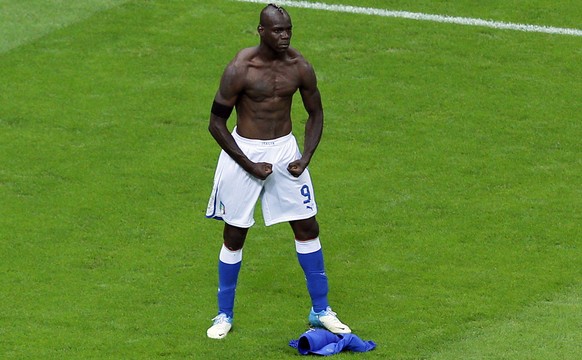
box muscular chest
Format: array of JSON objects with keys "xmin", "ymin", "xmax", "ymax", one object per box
[{"xmin": 244, "ymin": 64, "xmax": 299, "ymax": 100}]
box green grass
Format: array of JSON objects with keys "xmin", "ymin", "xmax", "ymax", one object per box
[
  {"xmin": 1, "ymin": 0, "xmax": 581, "ymax": 359},
  {"xmin": 0, "ymin": 0, "xmax": 132, "ymax": 53}
]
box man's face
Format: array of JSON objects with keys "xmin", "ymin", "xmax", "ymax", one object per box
[{"xmin": 259, "ymin": 12, "xmax": 293, "ymax": 53}]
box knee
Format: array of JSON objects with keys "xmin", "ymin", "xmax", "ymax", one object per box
[
  {"xmin": 223, "ymin": 225, "xmax": 248, "ymax": 250},
  {"xmin": 292, "ymin": 218, "xmax": 320, "ymax": 241}
]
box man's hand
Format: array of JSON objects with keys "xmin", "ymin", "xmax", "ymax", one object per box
[
  {"xmin": 248, "ymin": 162, "xmax": 273, "ymax": 180},
  {"xmin": 287, "ymin": 159, "xmax": 307, "ymax": 177}
]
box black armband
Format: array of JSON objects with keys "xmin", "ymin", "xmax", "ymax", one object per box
[{"xmin": 211, "ymin": 100, "xmax": 234, "ymax": 119}]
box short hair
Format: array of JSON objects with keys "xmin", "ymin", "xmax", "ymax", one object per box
[
  {"xmin": 260, "ymin": 3, "xmax": 289, "ymax": 26},
  {"xmin": 267, "ymin": 3, "xmax": 285, "ymax": 14}
]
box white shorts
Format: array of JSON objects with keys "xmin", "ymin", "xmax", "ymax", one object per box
[{"xmin": 206, "ymin": 129, "xmax": 318, "ymax": 228}]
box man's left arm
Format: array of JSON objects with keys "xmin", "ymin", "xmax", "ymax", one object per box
[{"xmin": 288, "ymin": 62, "xmax": 323, "ymax": 177}]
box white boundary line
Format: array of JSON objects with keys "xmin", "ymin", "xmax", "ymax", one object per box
[{"xmin": 235, "ymin": 0, "xmax": 582, "ymax": 37}]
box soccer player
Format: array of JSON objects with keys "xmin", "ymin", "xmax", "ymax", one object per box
[{"xmin": 205, "ymin": 3, "xmax": 351, "ymax": 339}]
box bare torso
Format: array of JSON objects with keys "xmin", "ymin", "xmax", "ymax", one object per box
[{"xmin": 231, "ymin": 46, "xmax": 304, "ymax": 139}]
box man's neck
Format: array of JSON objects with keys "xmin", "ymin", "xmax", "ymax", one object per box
[{"xmin": 257, "ymin": 43, "xmax": 287, "ymax": 62}]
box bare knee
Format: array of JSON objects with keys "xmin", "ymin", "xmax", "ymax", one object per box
[
  {"xmin": 223, "ymin": 224, "xmax": 248, "ymax": 250},
  {"xmin": 290, "ymin": 217, "xmax": 320, "ymax": 241}
]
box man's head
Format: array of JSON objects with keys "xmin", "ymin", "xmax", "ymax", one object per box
[{"xmin": 258, "ymin": 4, "xmax": 293, "ymax": 53}]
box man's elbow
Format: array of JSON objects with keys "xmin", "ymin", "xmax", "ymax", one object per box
[
  {"xmin": 208, "ymin": 120, "xmax": 218, "ymax": 137},
  {"xmin": 208, "ymin": 116, "xmax": 226, "ymax": 139}
]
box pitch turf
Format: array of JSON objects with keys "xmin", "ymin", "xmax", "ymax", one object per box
[{"xmin": 1, "ymin": 1, "xmax": 580, "ymax": 359}]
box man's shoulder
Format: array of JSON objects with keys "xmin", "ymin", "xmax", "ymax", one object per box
[
  {"xmin": 287, "ymin": 47, "xmax": 314, "ymax": 73},
  {"xmin": 222, "ymin": 47, "xmax": 259, "ymax": 77},
  {"xmin": 233, "ymin": 46, "xmax": 260, "ymax": 63}
]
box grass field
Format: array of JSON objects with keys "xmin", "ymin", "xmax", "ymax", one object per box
[{"xmin": 1, "ymin": 0, "xmax": 581, "ymax": 359}]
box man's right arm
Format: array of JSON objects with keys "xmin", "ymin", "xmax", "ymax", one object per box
[{"xmin": 208, "ymin": 60, "xmax": 273, "ymax": 180}]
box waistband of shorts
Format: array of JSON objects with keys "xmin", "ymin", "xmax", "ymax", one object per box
[{"xmin": 232, "ymin": 127, "xmax": 294, "ymax": 146}]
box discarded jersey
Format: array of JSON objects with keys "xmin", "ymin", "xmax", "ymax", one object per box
[{"xmin": 289, "ymin": 328, "xmax": 376, "ymax": 356}]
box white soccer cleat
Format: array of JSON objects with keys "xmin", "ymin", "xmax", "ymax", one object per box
[
  {"xmin": 308, "ymin": 307, "xmax": 352, "ymax": 334},
  {"xmin": 207, "ymin": 313, "xmax": 233, "ymax": 339}
]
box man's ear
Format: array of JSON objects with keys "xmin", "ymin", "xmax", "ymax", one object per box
[{"xmin": 257, "ymin": 25, "xmax": 264, "ymax": 34}]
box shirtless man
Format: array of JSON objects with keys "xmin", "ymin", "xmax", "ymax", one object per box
[{"xmin": 205, "ymin": 4, "xmax": 351, "ymax": 339}]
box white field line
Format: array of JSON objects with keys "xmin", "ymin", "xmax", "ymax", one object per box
[{"xmin": 235, "ymin": 0, "xmax": 582, "ymax": 37}]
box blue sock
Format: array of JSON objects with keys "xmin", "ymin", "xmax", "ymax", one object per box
[
  {"xmin": 296, "ymin": 238, "xmax": 329, "ymax": 313},
  {"xmin": 217, "ymin": 245, "xmax": 242, "ymax": 319}
]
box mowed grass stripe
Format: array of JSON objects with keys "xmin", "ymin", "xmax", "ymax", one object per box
[
  {"xmin": 0, "ymin": 0, "xmax": 132, "ymax": 53},
  {"xmin": 429, "ymin": 283, "xmax": 582, "ymax": 360}
]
